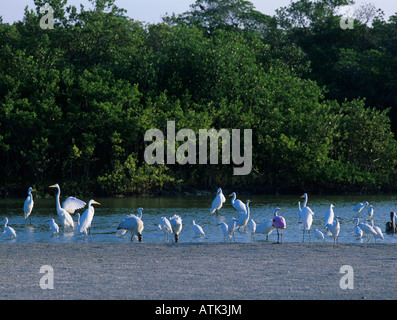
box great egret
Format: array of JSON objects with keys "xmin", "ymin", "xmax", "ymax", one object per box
[
  {"xmin": 49, "ymin": 184, "xmax": 86, "ymax": 229},
  {"xmin": 49, "ymin": 219, "xmax": 59, "ymax": 234},
  {"xmin": 229, "ymin": 192, "xmax": 246, "ymax": 215},
  {"xmin": 300, "ymin": 193, "xmax": 314, "ymax": 242},
  {"xmin": 210, "ymin": 188, "xmax": 226, "ymax": 215},
  {"xmin": 236, "ymin": 199, "xmax": 250, "ymax": 231},
  {"xmin": 247, "ymin": 219, "xmax": 256, "ymax": 242},
  {"xmin": 370, "ymin": 221, "xmax": 384, "ymax": 242},
  {"xmin": 298, "ymin": 201, "xmax": 302, "ymax": 221},
  {"xmin": 367, "ymin": 205, "xmax": 374, "ymax": 220},
  {"xmin": 78, "ymin": 200, "xmax": 101, "ymax": 241},
  {"xmin": 4, "ymin": 218, "xmax": 17, "ymax": 238},
  {"xmin": 385, "ymin": 212, "xmax": 397, "ymax": 233},
  {"xmin": 23, "ymin": 187, "xmax": 36, "ymax": 224},
  {"xmin": 256, "ymin": 218, "xmax": 275, "ymax": 240},
  {"xmin": 326, "ymin": 217, "xmax": 340, "ymax": 248},
  {"xmin": 169, "ymin": 214, "xmax": 183, "ymax": 242},
  {"xmin": 158, "ymin": 217, "xmax": 173, "ymax": 242},
  {"xmin": 352, "ymin": 202, "xmax": 369, "ymax": 216},
  {"xmin": 272, "ymin": 207, "xmax": 287, "ymax": 244},
  {"xmin": 117, "ymin": 208, "xmax": 144, "ymax": 242},
  {"xmin": 354, "ymin": 218, "xmax": 377, "ymax": 242},
  {"xmin": 324, "ymin": 204, "xmax": 335, "ymax": 235},
  {"xmin": 314, "ymin": 229, "xmax": 325, "ymax": 242},
  {"xmin": 192, "ymin": 220, "xmax": 205, "ymax": 236}
]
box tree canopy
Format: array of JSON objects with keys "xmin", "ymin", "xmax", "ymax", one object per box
[{"xmin": 0, "ymin": 0, "xmax": 396, "ymax": 196}]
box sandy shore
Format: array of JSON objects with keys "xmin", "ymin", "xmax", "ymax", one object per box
[{"xmin": 0, "ymin": 242, "xmax": 395, "ymax": 300}]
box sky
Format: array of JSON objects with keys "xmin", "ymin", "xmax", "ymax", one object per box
[{"xmin": 1, "ymin": 0, "xmax": 396, "ymax": 24}]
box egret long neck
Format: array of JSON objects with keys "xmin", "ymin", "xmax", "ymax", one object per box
[
  {"xmin": 55, "ymin": 187, "xmax": 62, "ymax": 211},
  {"xmin": 303, "ymin": 194, "xmax": 308, "ymax": 207}
]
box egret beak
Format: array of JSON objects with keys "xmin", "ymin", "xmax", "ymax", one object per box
[
  {"xmin": 228, "ymin": 194, "xmax": 232, "ymax": 197},
  {"xmin": 32, "ymin": 189, "xmax": 37, "ymax": 192},
  {"xmin": 300, "ymin": 195, "xmax": 305, "ymax": 198},
  {"xmin": 279, "ymin": 209, "xmax": 287, "ymax": 211},
  {"xmin": 49, "ymin": 185, "xmax": 56, "ymax": 188},
  {"xmin": 93, "ymin": 201, "xmax": 101, "ymax": 205}
]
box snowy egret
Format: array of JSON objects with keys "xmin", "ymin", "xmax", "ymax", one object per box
[
  {"xmin": 236, "ymin": 199, "xmax": 250, "ymax": 231},
  {"xmin": 78, "ymin": 200, "xmax": 101, "ymax": 241},
  {"xmin": 272, "ymin": 208, "xmax": 287, "ymax": 244},
  {"xmin": 256, "ymin": 218, "xmax": 275, "ymax": 240},
  {"xmin": 158, "ymin": 217, "xmax": 173, "ymax": 242},
  {"xmin": 326, "ymin": 217, "xmax": 340, "ymax": 248},
  {"xmin": 4, "ymin": 218, "xmax": 17, "ymax": 238},
  {"xmin": 324, "ymin": 204, "xmax": 335, "ymax": 235},
  {"xmin": 353, "ymin": 221, "xmax": 363, "ymax": 238},
  {"xmin": 247, "ymin": 219, "xmax": 256, "ymax": 242},
  {"xmin": 227, "ymin": 218, "xmax": 237, "ymax": 241},
  {"xmin": 352, "ymin": 202, "xmax": 369, "ymax": 216},
  {"xmin": 169, "ymin": 214, "xmax": 183, "ymax": 242},
  {"xmin": 354, "ymin": 218, "xmax": 377, "ymax": 242},
  {"xmin": 210, "ymin": 188, "xmax": 226, "ymax": 214},
  {"xmin": 300, "ymin": 193, "xmax": 314, "ymax": 242},
  {"xmin": 49, "ymin": 219, "xmax": 59, "ymax": 234},
  {"xmin": 220, "ymin": 222, "xmax": 231, "ymax": 242},
  {"xmin": 23, "ymin": 187, "xmax": 36, "ymax": 224},
  {"xmin": 314, "ymin": 229, "xmax": 325, "ymax": 242},
  {"xmin": 229, "ymin": 192, "xmax": 246, "ymax": 214},
  {"xmin": 49, "ymin": 184, "xmax": 86, "ymax": 229},
  {"xmin": 117, "ymin": 209, "xmax": 144, "ymax": 242},
  {"xmin": 385, "ymin": 212, "xmax": 397, "ymax": 233},
  {"xmin": 370, "ymin": 221, "xmax": 384, "ymax": 242},
  {"xmin": 192, "ymin": 220, "xmax": 205, "ymax": 236}
]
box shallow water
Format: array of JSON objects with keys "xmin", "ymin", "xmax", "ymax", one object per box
[{"xmin": 1, "ymin": 194, "xmax": 396, "ymax": 243}]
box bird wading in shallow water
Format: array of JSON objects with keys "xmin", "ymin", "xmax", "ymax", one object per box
[
  {"xmin": 272, "ymin": 208, "xmax": 287, "ymax": 244},
  {"xmin": 117, "ymin": 208, "xmax": 144, "ymax": 242},
  {"xmin": 78, "ymin": 200, "xmax": 101, "ymax": 241},
  {"xmin": 169, "ymin": 214, "xmax": 183, "ymax": 242},
  {"xmin": 210, "ymin": 188, "xmax": 226, "ymax": 215},
  {"xmin": 49, "ymin": 184, "xmax": 86, "ymax": 230},
  {"xmin": 192, "ymin": 220, "xmax": 205, "ymax": 237},
  {"xmin": 386, "ymin": 212, "xmax": 397, "ymax": 233},
  {"xmin": 4, "ymin": 218, "xmax": 17, "ymax": 239},
  {"xmin": 229, "ymin": 192, "xmax": 246, "ymax": 215},
  {"xmin": 24, "ymin": 187, "xmax": 36, "ymax": 224},
  {"xmin": 300, "ymin": 193, "xmax": 314, "ymax": 242}
]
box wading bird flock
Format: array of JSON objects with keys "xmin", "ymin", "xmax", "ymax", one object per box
[{"xmin": 2, "ymin": 186, "xmax": 397, "ymax": 245}]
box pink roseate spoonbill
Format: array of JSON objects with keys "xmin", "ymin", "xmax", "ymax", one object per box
[{"xmin": 272, "ymin": 208, "xmax": 287, "ymax": 244}]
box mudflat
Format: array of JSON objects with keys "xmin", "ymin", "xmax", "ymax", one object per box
[{"xmin": 0, "ymin": 242, "xmax": 395, "ymax": 300}]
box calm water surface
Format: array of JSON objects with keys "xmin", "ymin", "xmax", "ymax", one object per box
[{"xmin": 1, "ymin": 194, "xmax": 397, "ymax": 244}]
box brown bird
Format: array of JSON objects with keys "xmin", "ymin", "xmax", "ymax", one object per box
[{"xmin": 385, "ymin": 211, "xmax": 397, "ymax": 233}]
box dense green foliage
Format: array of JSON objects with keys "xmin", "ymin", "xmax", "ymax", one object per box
[{"xmin": 0, "ymin": 0, "xmax": 396, "ymax": 196}]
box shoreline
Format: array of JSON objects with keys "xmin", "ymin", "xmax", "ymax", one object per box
[{"xmin": 0, "ymin": 242, "xmax": 396, "ymax": 300}]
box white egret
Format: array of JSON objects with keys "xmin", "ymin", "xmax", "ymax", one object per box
[
  {"xmin": 220, "ymin": 222, "xmax": 231, "ymax": 242},
  {"xmin": 352, "ymin": 202, "xmax": 369, "ymax": 216},
  {"xmin": 354, "ymin": 218, "xmax": 377, "ymax": 242},
  {"xmin": 192, "ymin": 220, "xmax": 205, "ymax": 236},
  {"xmin": 386, "ymin": 212, "xmax": 397, "ymax": 233},
  {"xmin": 314, "ymin": 229, "xmax": 325, "ymax": 242},
  {"xmin": 169, "ymin": 214, "xmax": 183, "ymax": 242},
  {"xmin": 367, "ymin": 205, "xmax": 374, "ymax": 220},
  {"xmin": 158, "ymin": 217, "xmax": 173, "ymax": 242},
  {"xmin": 227, "ymin": 217, "xmax": 237, "ymax": 241},
  {"xmin": 300, "ymin": 193, "xmax": 314, "ymax": 242},
  {"xmin": 370, "ymin": 221, "xmax": 384, "ymax": 242},
  {"xmin": 210, "ymin": 188, "xmax": 226, "ymax": 215},
  {"xmin": 235, "ymin": 199, "xmax": 250, "ymax": 231},
  {"xmin": 78, "ymin": 200, "xmax": 101, "ymax": 241},
  {"xmin": 326, "ymin": 217, "xmax": 340, "ymax": 248},
  {"xmin": 247, "ymin": 219, "xmax": 256, "ymax": 242},
  {"xmin": 324, "ymin": 204, "xmax": 335, "ymax": 235},
  {"xmin": 49, "ymin": 184, "xmax": 86, "ymax": 229},
  {"xmin": 298, "ymin": 201, "xmax": 302, "ymax": 221},
  {"xmin": 23, "ymin": 187, "xmax": 36, "ymax": 224},
  {"xmin": 49, "ymin": 219, "xmax": 59, "ymax": 234},
  {"xmin": 117, "ymin": 208, "xmax": 144, "ymax": 242},
  {"xmin": 229, "ymin": 192, "xmax": 246, "ymax": 215},
  {"xmin": 4, "ymin": 218, "xmax": 17, "ymax": 238},
  {"xmin": 353, "ymin": 221, "xmax": 363, "ymax": 238}
]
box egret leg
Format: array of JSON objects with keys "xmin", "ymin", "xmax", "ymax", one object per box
[
  {"xmin": 302, "ymin": 229, "xmax": 305, "ymax": 242},
  {"xmin": 89, "ymin": 227, "xmax": 92, "ymax": 242}
]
